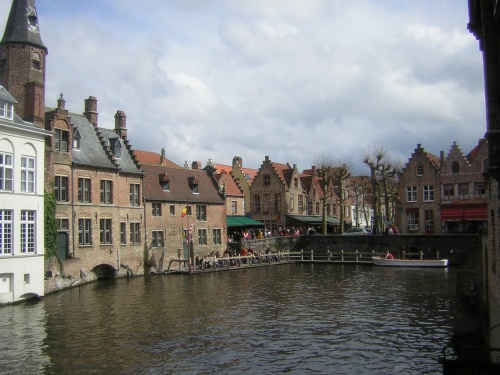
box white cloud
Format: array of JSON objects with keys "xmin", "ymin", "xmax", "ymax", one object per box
[{"xmin": 0, "ymin": 0, "xmax": 486, "ymax": 172}]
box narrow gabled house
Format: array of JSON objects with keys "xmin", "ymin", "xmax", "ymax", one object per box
[
  {"xmin": 250, "ymin": 156, "xmax": 307, "ymax": 234},
  {"xmin": 0, "ymin": 85, "xmax": 50, "ymax": 304},
  {"xmin": 440, "ymin": 140, "xmax": 488, "ymax": 234},
  {"xmin": 137, "ymin": 155, "xmax": 226, "ymax": 272},
  {"xmin": 398, "ymin": 144, "xmax": 441, "ymax": 234}
]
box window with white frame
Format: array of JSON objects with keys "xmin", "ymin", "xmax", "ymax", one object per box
[
  {"xmin": 213, "ymin": 228, "xmax": 222, "ymax": 245},
  {"xmin": 78, "ymin": 218, "xmax": 92, "ymax": 245},
  {"xmin": 423, "ymin": 185, "xmax": 434, "ymax": 202},
  {"xmin": 130, "ymin": 184, "xmax": 140, "ymax": 206},
  {"xmin": 406, "ymin": 186, "xmax": 417, "ymax": 202},
  {"xmin": 20, "ymin": 211, "xmax": 35, "ymax": 253},
  {"xmin": 0, "ymin": 101, "xmax": 14, "ymax": 120},
  {"xmin": 406, "ymin": 212, "xmax": 419, "ymax": 231},
  {"xmin": 130, "ymin": 222, "xmax": 141, "ymax": 244},
  {"xmin": 21, "ymin": 156, "xmax": 35, "ymax": 193},
  {"xmin": 100, "ymin": 218, "xmax": 112, "ymax": 244},
  {"xmin": 0, "ymin": 210, "xmax": 13, "ymax": 255},
  {"xmin": 231, "ymin": 201, "xmax": 237, "ymax": 215},
  {"xmin": 198, "ymin": 229, "xmax": 207, "ymax": 245},
  {"xmin": 152, "ymin": 230, "xmax": 164, "ymax": 247},
  {"xmin": 0, "ymin": 152, "xmax": 13, "ymax": 191},
  {"xmin": 78, "ymin": 178, "xmax": 91, "ymax": 203},
  {"xmin": 196, "ymin": 205, "xmax": 207, "ymax": 221}
]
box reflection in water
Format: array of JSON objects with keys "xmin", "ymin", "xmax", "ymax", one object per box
[{"xmin": 0, "ymin": 264, "xmax": 455, "ymax": 374}]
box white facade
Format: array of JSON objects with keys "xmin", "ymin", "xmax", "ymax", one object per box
[{"xmin": 0, "ymin": 88, "xmax": 50, "ymax": 304}]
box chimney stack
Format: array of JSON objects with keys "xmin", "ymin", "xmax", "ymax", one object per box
[
  {"xmin": 84, "ymin": 96, "xmax": 98, "ymax": 127},
  {"xmin": 114, "ymin": 110, "xmax": 127, "ymax": 139}
]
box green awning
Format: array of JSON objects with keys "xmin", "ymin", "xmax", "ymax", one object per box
[
  {"xmin": 286, "ymin": 215, "xmax": 340, "ymax": 225},
  {"xmin": 227, "ymin": 216, "xmax": 265, "ymax": 228}
]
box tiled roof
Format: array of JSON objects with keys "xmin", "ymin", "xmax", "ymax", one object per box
[
  {"xmin": 220, "ymin": 170, "xmax": 243, "ymax": 197},
  {"xmin": 134, "ymin": 150, "xmax": 179, "ymax": 167},
  {"xmin": 214, "ymin": 163, "xmax": 258, "ymax": 183},
  {"xmin": 271, "ymin": 162, "xmax": 291, "ymax": 187},
  {"xmin": 425, "ymin": 152, "xmax": 440, "ymax": 169},
  {"xmin": 141, "ymin": 164, "xmax": 225, "ymax": 204}
]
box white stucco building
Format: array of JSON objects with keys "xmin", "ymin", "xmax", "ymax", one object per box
[{"xmin": 0, "ymin": 85, "xmax": 50, "ymax": 304}]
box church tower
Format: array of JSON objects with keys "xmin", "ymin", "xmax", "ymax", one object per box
[{"xmin": 0, "ymin": 0, "xmax": 47, "ymax": 126}]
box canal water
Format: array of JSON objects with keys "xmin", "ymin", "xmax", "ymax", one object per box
[{"xmin": 0, "ymin": 263, "xmax": 456, "ymax": 374}]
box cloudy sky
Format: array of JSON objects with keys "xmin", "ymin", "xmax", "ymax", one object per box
[{"xmin": 0, "ymin": 0, "xmax": 486, "ymax": 173}]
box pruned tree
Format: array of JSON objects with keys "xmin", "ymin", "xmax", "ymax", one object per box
[
  {"xmin": 313, "ymin": 154, "xmax": 352, "ymax": 234},
  {"xmin": 362, "ymin": 145, "xmax": 401, "ymax": 233}
]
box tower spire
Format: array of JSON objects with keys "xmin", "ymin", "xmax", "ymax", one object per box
[
  {"xmin": 1, "ymin": 0, "xmax": 47, "ymax": 50},
  {"xmin": 0, "ymin": 0, "xmax": 47, "ymax": 126}
]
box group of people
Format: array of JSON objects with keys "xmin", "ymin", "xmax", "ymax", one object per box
[{"xmin": 194, "ymin": 246, "xmax": 279, "ymax": 269}]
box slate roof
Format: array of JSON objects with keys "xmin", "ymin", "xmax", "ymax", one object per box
[
  {"xmin": 141, "ymin": 163, "xmax": 225, "ymax": 205},
  {"xmin": 0, "ymin": 0, "xmax": 47, "ymax": 50},
  {"xmin": 46, "ymin": 108, "xmax": 143, "ymax": 174}
]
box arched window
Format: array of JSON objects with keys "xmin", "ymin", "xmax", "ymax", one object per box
[{"xmin": 452, "ymin": 161, "xmax": 460, "ymax": 174}]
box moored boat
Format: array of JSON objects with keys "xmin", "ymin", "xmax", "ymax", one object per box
[{"xmin": 372, "ymin": 256, "xmax": 448, "ymax": 268}]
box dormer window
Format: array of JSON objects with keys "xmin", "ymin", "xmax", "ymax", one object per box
[
  {"xmin": 160, "ymin": 173, "xmax": 170, "ymax": 191},
  {"xmin": 0, "ymin": 102, "xmax": 13, "ymax": 120},
  {"xmin": 416, "ymin": 165, "xmax": 423, "ymax": 176},
  {"xmin": 110, "ymin": 138, "xmax": 121, "ymax": 158},
  {"xmin": 73, "ymin": 128, "xmax": 81, "ymax": 149},
  {"xmin": 189, "ymin": 176, "xmax": 199, "ymax": 194}
]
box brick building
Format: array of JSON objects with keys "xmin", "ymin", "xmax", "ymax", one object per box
[
  {"xmin": 440, "ymin": 139, "xmax": 488, "ymax": 233},
  {"xmin": 398, "ymin": 144, "xmax": 441, "ymax": 234},
  {"xmin": 137, "ymin": 155, "xmax": 226, "ymax": 271},
  {"xmin": 250, "ymin": 156, "xmax": 308, "ymax": 234},
  {"xmin": 1, "ymin": 0, "xmax": 146, "ymax": 287}
]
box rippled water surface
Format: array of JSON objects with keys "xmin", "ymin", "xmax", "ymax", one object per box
[{"xmin": 0, "ymin": 264, "xmax": 456, "ymax": 374}]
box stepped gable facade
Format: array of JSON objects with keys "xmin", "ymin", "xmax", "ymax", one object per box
[
  {"xmin": 398, "ymin": 144, "xmax": 441, "ymax": 234},
  {"xmin": 440, "ymin": 140, "xmax": 488, "ymax": 233},
  {"xmin": 251, "ymin": 156, "xmax": 307, "ymax": 233},
  {"xmin": 138, "ymin": 156, "xmax": 226, "ymax": 273}
]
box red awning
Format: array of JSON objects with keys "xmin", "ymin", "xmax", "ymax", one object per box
[{"xmin": 441, "ymin": 205, "xmax": 487, "ymax": 222}]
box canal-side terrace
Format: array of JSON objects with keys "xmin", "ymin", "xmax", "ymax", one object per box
[{"xmin": 167, "ymin": 234, "xmax": 480, "ymax": 274}]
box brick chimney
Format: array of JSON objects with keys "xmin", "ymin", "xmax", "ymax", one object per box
[
  {"xmin": 192, "ymin": 161, "xmax": 201, "ymax": 170},
  {"xmin": 114, "ymin": 110, "xmax": 127, "ymax": 139},
  {"xmin": 84, "ymin": 96, "xmax": 98, "ymax": 126}
]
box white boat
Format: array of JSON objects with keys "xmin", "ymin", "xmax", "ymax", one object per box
[{"xmin": 372, "ymin": 256, "xmax": 448, "ymax": 268}]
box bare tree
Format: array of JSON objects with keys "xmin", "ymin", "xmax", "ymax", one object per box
[
  {"xmin": 362, "ymin": 145, "xmax": 401, "ymax": 233},
  {"xmin": 313, "ymin": 154, "xmax": 352, "ymax": 234}
]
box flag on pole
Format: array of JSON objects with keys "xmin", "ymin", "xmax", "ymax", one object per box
[{"xmin": 181, "ymin": 206, "xmax": 188, "ymax": 217}]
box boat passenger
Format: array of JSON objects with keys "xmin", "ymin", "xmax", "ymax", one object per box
[{"xmin": 385, "ymin": 252, "xmax": 394, "ymax": 259}]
